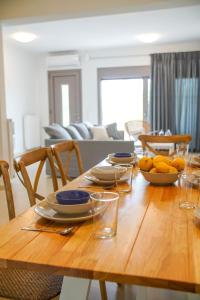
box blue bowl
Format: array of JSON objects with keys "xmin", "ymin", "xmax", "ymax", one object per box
[
  {"xmin": 114, "ymin": 152, "xmax": 131, "ymax": 158},
  {"xmin": 56, "ymin": 190, "xmax": 90, "ymax": 205}
]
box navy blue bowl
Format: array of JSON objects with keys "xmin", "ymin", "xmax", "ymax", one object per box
[
  {"xmin": 56, "ymin": 190, "xmax": 90, "ymax": 205},
  {"xmin": 114, "ymin": 152, "xmax": 132, "ymax": 158}
]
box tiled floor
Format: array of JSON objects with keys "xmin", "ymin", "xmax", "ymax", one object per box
[{"xmin": 0, "ymin": 167, "xmax": 199, "ymax": 300}]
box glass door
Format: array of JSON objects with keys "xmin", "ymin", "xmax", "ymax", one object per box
[
  {"xmin": 100, "ymin": 78, "xmax": 149, "ymax": 130},
  {"xmin": 48, "ymin": 70, "xmax": 82, "ymax": 126}
]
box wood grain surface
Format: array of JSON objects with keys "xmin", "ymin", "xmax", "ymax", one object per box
[{"xmin": 0, "ymin": 163, "xmax": 200, "ymax": 293}]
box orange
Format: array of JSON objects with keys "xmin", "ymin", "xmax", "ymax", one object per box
[
  {"xmin": 171, "ymin": 157, "xmax": 185, "ymax": 171},
  {"xmin": 138, "ymin": 157, "xmax": 153, "ymax": 172}
]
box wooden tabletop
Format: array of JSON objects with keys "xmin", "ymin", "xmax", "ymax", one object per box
[{"xmin": 0, "ymin": 164, "xmax": 200, "ymax": 293}]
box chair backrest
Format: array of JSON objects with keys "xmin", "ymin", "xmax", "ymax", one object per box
[
  {"xmin": 51, "ymin": 141, "xmax": 84, "ymax": 186},
  {"xmin": 0, "ymin": 160, "xmax": 15, "ymax": 220},
  {"xmin": 138, "ymin": 134, "xmax": 192, "ymax": 156},
  {"xmin": 125, "ymin": 120, "xmax": 150, "ymax": 141},
  {"xmin": 14, "ymin": 147, "xmax": 58, "ymax": 206}
]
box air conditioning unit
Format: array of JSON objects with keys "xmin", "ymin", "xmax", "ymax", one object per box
[{"xmin": 47, "ymin": 54, "xmax": 80, "ymax": 68}]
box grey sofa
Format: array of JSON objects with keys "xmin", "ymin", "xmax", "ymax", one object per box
[{"xmin": 44, "ymin": 122, "xmax": 134, "ymax": 177}]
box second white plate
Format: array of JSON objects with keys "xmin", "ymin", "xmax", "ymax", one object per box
[{"xmin": 84, "ymin": 172, "xmax": 128, "ymax": 186}]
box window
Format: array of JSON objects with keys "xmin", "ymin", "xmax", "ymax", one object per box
[{"xmin": 98, "ymin": 66, "xmax": 150, "ymax": 130}]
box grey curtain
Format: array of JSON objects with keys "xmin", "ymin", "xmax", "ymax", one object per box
[{"xmin": 150, "ymin": 51, "xmax": 200, "ymax": 151}]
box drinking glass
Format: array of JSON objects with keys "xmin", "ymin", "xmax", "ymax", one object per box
[
  {"xmin": 179, "ymin": 173, "xmax": 200, "ymax": 209},
  {"xmin": 90, "ymin": 192, "xmax": 119, "ymax": 239},
  {"xmin": 114, "ymin": 164, "xmax": 133, "ymax": 193}
]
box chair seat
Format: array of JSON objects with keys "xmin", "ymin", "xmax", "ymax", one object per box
[{"xmin": 0, "ymin": 269, "xmax": 63, "ymax": 300}]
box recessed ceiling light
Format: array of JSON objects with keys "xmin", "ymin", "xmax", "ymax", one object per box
[
  {"xmin": 12, "ymin": 32, "xmax": 37, "ymax": 43},
  {"xmin": 136, "ymin": 33, "xmax": 160, "ymax": 43}
]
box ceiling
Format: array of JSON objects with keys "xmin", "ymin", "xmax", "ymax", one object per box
[{"xmin": 3, "ymin": 5, "xmax": 200, "ymax": 53}]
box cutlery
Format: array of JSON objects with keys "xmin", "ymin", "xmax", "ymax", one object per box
[
  {"xmin": 21, "ymin": 226, "xmax": 74, "ymax": 235},
  {"xmin": 78, "ymin": 184, "xmax": 115, "ymax": 190}
]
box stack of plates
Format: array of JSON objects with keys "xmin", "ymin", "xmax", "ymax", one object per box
[
  {"xmin": 107, "ymin": 152, "xmax": 136, "ymax": 165},
  {"xmin": 85, "ymin": 165, "xmax": 129, "ymax": 186},
  {"xmin": 35, "ymin": 190, "xmax": 100, "ymax": 223},
  {"xmin": 191, "ymin": 156, "xmax": 200, "ymax": 168}
]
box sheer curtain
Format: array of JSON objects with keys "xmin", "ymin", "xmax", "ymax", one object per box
[{"xmin": 150, "ymin": 51, "xmax": 200, "ymax": 151}]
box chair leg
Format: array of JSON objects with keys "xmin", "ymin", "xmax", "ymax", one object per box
[{"xmin": 99, "ymin": 281, "xmax": 108, "ymax": 300}]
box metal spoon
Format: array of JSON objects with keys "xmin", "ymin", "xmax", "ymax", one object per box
[
  {"xmin": 21, "ymin": 226, "xmax": 74, "ymax": 235},
  {"xmin": 78, "ymin": 184, "xmax": 115, "ymax": 190}
]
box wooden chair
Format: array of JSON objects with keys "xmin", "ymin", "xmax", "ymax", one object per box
[
  {"xmin": 14, "ymin": 147, "xmax": 58, "ymax": 206},
  {"xmin": 138, "ymin": 134, "xmax": 192, "ymax": 156},
  {"xmin": 0, "ymin": 160, "xmax": 63, "ymax": 299},
  {"xmin": 51, "ymin": 141, "xmax": 84, "ymax": 186},
  {"xmin": 0, "ymin": 160, "xmax": 15, "ymax": 220},
  {"xmin": 125, "ymin": 120, "xmax": 151, "ymax": 141},
  {"xmin": 51, "ymin": 141, "xmax": 108, "ymax": 300}
]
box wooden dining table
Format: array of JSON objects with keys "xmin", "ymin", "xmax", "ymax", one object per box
[{"xmin": 0, "ymin": 161, "xmax": 200, "ymax": 300}]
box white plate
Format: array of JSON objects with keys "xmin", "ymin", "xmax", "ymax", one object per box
[
  {"xmin": 191, "ymin": 159, "xmax": 200, "ymax": 168},
  {"xmin": 186, "ymin": 171, "xmax": 200, "ymax": 186},
  {"xmin": 84, "ymin": 172, "xmax": 128, "ymax": 186},
  {"xmin": 108, "ymin": 153, "xmax": 136, "ymax": 164},
  {"xmin": 35, "ymin": 200, "xmax": 103, "ymax": 223},
  {"xmin": 46, "ymin": 193, "xmax": 92, "ymax": 215},
  {"xmin": 106, "ymin": 157, "xmax": 135, "ymax": 165}
]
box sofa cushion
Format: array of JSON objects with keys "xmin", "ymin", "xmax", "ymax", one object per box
[
  {"xmin": 44, "ymin": 124, "xmax": 72, "ymax": 139},
  {"xmin": 66, "ymin": 125, "xmax": 83, "ymax": 140},
  {"xmin": 106, "ymin": 122, "xmax": 121, "ymax": 140},
  {"xmin": 72, "ymin": 123, "xmax": 92, "ymax": 139},
  {"xmin": 91, "ymin": 126, "xmax": 112, "ymax": 141}
]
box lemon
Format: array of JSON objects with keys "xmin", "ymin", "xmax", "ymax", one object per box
[
  {"xmin": 169, "ymin": 166, "xmax": 178, "ymax": 174},
  {"xmin": 155, "ymin": 162, "xmax": 170, "ymax": 173},
  {"xmin": 153, "ymin": 155, "xmax": 172, "ymax": 167},
  {"xmin": 149, "ymin": 167, "xmax": 157, "ymax": 173}
]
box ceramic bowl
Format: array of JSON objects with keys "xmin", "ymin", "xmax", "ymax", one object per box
[
  {"xmin": 90, "ymin": 166, "xmax": 127, "ymax": 180},
  {"xmin": 56, "ymin": 190, "xmax": 90, "ymax": 205},
  {"xmin": 109, "ymin": 152, "xmax": 135, "ymax": 163},
  {"xmin": 46, "ymin": 192, "xmax": 92, "ymax": 215},
  {"xmin": 141, "ymin": 171, "xmax": 179, "ymax": 185}
]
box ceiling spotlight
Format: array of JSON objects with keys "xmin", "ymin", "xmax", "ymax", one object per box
[
  {"xmin": 12, "ymin": 32, "xmax": 37, "ymax": 43},
  {"xmin": 137, "ymin": 33, "xmax": 160, "ymax": 43}
]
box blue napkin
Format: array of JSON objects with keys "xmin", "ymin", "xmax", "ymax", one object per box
[
  {"xmin": 56, "ymin": 190, "xmax": 90, "ymax": 205},
  {"xmin": 114, "ymin": 152, "xmax": 131, "ymax": 158}
]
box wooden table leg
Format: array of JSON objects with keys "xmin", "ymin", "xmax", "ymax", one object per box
[
  {"xmin": 59, "ymin": 276, "xmax": 91, "ymax": 300},
  {"xmin": 99, "ymin": 281, "xmax": 108, "ymax": 300}
]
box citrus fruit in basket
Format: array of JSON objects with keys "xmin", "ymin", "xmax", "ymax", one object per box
[
  {"xmin": 138, "ymin": 157, "xmax": 153, "ymax": 171},
  {"xmin": 155, "ymin": 162, "xmax": 170, "ymax": 173},
  {"xmin": 153, "ymin": 155, "xmax": 172, "ymax": 167},
  {"xmin": 138, "ymin": 155, "xmax": 183, "ymax": 185},
  {"xmin": 171, "ymin": 157, "xmax": 185, "ymax": 171}
]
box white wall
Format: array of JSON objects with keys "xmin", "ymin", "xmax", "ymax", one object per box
[
  {"xmin": 3, "ymin": 41, "xmax": 48, "ymax": 154},
  {"xmin": 0, "ymin": 26, "xmax": 9, "ymax": 160}
]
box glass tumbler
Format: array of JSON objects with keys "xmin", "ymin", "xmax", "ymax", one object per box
[
  {"xmin": 179, "ymin": 173, "xmax": 200, "ymax": 209},
  {"xmin": 114, "ymin": 164, "xmax": 133, "ymax": 193},
  {"xmin": 90, "ymin": 192, "xmax": 119, "ymax": 239}
]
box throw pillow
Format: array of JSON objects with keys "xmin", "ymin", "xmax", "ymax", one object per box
[
  {"xmin": 106, "ymin": 122, "xmax": 121, "ymax": 140},
  {"xmin": 91, "ymin": 126, "xmax": 112, "ymax": 141},
  {"xmin": 84, "ymin": 121, "xmax": 94, "ymax": 138},
  {"xmin": 65, "ymin": 125, "xmax": 83, "ymax": 140},
  {"xmin": 72, "ymin": 123, "xmax": 92, "ymax": 139},
  {"xmin": 44, "ymin": 124, "xmax": 72, "ymax": 139}
]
